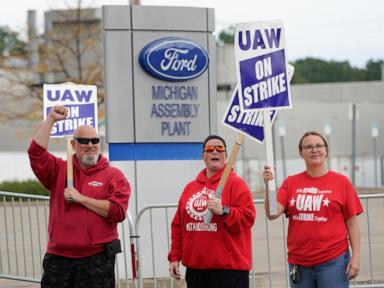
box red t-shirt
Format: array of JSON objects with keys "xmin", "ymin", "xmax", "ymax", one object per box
[{"xmin": 277, "ymin": 171, "xmax": 363, "ymax": 266}]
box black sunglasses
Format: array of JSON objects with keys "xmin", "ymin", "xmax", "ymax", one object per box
[{"xmin": 74, "ymin": 138, "xmax": 100, "ymax": 145}]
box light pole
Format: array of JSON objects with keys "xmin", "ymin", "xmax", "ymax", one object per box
[
  {"xmin": 349, "ymin": 103, "xmax": 358, "ymax": 186},
  {"xmin": 371, "ymin": 123, "xmax": 379, "ymax": 188},
  {"xmin": 324, "ymin": 123, "xmax": 332, "ymax": 170},
  {"xmin": 278, "ymin": 124, "xmax": 287, "ymax": 179}
]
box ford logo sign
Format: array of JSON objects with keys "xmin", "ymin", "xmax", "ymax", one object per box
[{"xmin": 139, "ymin": 37, "xmax": 209, "ymax": 82}]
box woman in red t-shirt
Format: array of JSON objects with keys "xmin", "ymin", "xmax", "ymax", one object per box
[{"xmin": 263, "ymin": 131, "xmax": 363, "ymax": 288}]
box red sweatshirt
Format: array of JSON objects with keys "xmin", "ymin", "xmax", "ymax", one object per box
[
  {"xmin": 28, "ymin": 140, "xmax": 130, "ymax": 258},
  {"xmin": 168, "ymin": 166, "xmax": 256, "ymax": 270}
]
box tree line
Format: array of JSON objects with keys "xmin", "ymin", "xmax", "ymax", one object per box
[
  {"xmin": 0, "ymin": 20, "xmax": 382, "ymax": 125},
  {"xmin": 2, "ymin": 24, "xmax": 383, "ymax": 86},
  {"xmin": 218, "ymin": 26, "xmax": 383, "ymax": 84}
]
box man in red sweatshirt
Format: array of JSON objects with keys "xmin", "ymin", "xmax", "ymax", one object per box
[
  {"xmin": 28, "ymin": 105, "xmax": 130, "ymax": 288},
  {"xmin": 168, "ymin": 135, "xmax": 256, "ymax": 288}
]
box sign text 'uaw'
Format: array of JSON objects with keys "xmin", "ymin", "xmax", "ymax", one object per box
[
  {"xmin": 235, "ymin": 20, "xmax": 292, "ymax": 111},
  {"xmin": 139, "ymin": 37, "xmax": 209, "ymax": 82},
  {"xmin": 43, "ymin": 83, "xmax": 98, "ymax": 137}
]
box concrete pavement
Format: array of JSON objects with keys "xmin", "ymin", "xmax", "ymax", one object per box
[{"xmin": 0, "ymin": 278, "xmax": 39, "ymax": 288}]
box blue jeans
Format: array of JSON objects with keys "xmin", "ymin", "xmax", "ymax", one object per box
[{"xmin": 289, "ymin": 251, "xmax": 350, "ymax": 288}]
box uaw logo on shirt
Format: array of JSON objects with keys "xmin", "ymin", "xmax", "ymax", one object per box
[
  {"xmin": 291, "ymin": 187, "xmax": 331, "ymax": 222},
  {"xmin": 186, "ymin": 187, "xmax": 215, "ymax": 221},
  {"xmin": 185, "ymin": 187, "xmax": 217, "ymax": 232}
]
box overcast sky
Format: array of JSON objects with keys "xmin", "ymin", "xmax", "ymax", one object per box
[{"xmin": 1, "ymin": 0, "xmax": 383, "ymax": 68}]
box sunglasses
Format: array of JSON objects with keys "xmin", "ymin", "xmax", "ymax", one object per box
[
  {"xmin": 75, "ymin": 138, "xmax": 100, "ymax": 145},
  {"xmin": 204, "ymin": 145, "xmax": 226, "ymax": 153}
]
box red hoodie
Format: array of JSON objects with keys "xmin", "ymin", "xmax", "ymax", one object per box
[
  {"xmin": 168, "ymin": 166, "xmax": 256, "ymax": 270},
  {"xmin": 28, "ymin": 140, "xmax": 130, "ymax": 258}
]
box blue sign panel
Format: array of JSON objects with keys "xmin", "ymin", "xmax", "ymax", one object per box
[
  {"xmin": 139, "ymin": 37, "xmax": 209, "ymax": 82},
  {"xmin": 239, "ymin": 50, "xmax": 289, "ymax": 110},
  {"xmin": 223, "ymin": 86, "xmax": 276, "ymax": 143},
  {"xmin": 47, "ymin": 103, "xmax": 95, "ymax": 137}
]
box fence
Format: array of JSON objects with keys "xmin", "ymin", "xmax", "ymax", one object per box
[
  {"xmin": 0, "ymin": 191, "xmax": 136, "ymax": 287},
  {"xmin": 134, "ymin": 193, "xmax": 384, "ymax": 288},
  {"xmin": 1, "ymin": 191, "xmax": 384, "ymax": 288}
]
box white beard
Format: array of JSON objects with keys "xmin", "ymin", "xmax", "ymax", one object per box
[{"xmin": 81, "ymin": 154, "xmax": 99, "ymax": 166}]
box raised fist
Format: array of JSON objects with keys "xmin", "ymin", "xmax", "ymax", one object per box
[{"xmin": 49, "ymin": 105, "xmax": 69, "ymax": 121}]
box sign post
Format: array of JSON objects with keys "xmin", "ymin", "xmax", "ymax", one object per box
[
  {"xmin": 66, "ymin": 136, "xmax": 74, "ymax": 188},
  {"xmin": 263, "ymin": 110, "xmax": 277, "ymax": 215}
]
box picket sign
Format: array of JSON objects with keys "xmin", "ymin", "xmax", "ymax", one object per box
[
  {"xmin": 43, "ymin": 82, "xmax": 98, "ymax": 190},
  {"xmin": 43, "ymin": 82, "xmax": 98, "ymax": 137},
  {"xmin": 219, "ymin": 20, "xmax": 293, "ymax": 216}
]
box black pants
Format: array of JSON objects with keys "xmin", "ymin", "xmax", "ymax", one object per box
[
  {"xmin": 41, "ymin": 251, "xmax": 115, "ymax": 288},
  {"xmin": 185, "ymin": 268, "xmax": 249, "ymax": 288}
]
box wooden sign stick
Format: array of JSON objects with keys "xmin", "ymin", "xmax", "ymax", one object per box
[
  {"xmin": 204, "ymin": 133, "xmax": 245, "ymax": 224},
  {"xmin": 66, "ymin": 136, "xmax": 74, "ymax": 188}
]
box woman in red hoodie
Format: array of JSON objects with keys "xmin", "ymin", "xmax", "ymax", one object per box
[{"xmin": 168, "ymin": 135, "xmax": 256, "ymax": 288}]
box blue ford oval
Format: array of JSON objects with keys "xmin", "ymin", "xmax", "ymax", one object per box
[{"xmin": 139, "ymin": 37, "xmax": 209, "ymax": 82}]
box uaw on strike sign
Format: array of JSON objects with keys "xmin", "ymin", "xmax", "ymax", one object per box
[
  {"xmin": 235, "ymin": 20, "xmax": 291, "ymax": 111},
  {"xmin": 223, "ymin": 20, "xmax": 293, "ymax": 142},
  {"xmin": 43, "ymin": 83, "xmax": 98, "ymax": 137}
]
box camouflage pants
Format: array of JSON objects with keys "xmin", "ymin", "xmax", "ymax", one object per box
[{"xmin": 41, "ymin": 251, "xmax": 115, "ymax": 288}]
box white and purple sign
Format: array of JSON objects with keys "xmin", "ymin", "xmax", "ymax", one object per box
[
  {"xmin": 139, "ymin": 37, "xmax": 209, "ymax": 82},
  {"xmin": 223, "ymin": 64, "xmax": 294, "ymax": 143},
  {"xmin": 235, "ymin": 20, "xmax": 291, "ymax": 111},
  {"xmin": 223, "ymin": 85, "xmax": 276, "ymax": 143},
  {"xmin": 43, "ymin": 83, "xmax": 98, "ymax": 137}
]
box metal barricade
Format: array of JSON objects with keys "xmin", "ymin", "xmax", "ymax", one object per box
[
  {"xmin": 0, "ymin": 191, "xmax": 49, "ymax": 283},
  {"xmin": 0, "ymin": 191, "xmax": 137, "ymax": 288},
  {"xmin": 1, "ymin": 191, "xmax": 384, "ymax": 288},
  {"xmin": 134, "ymin": 193, "xmax": 384, "ymax": 288}
]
